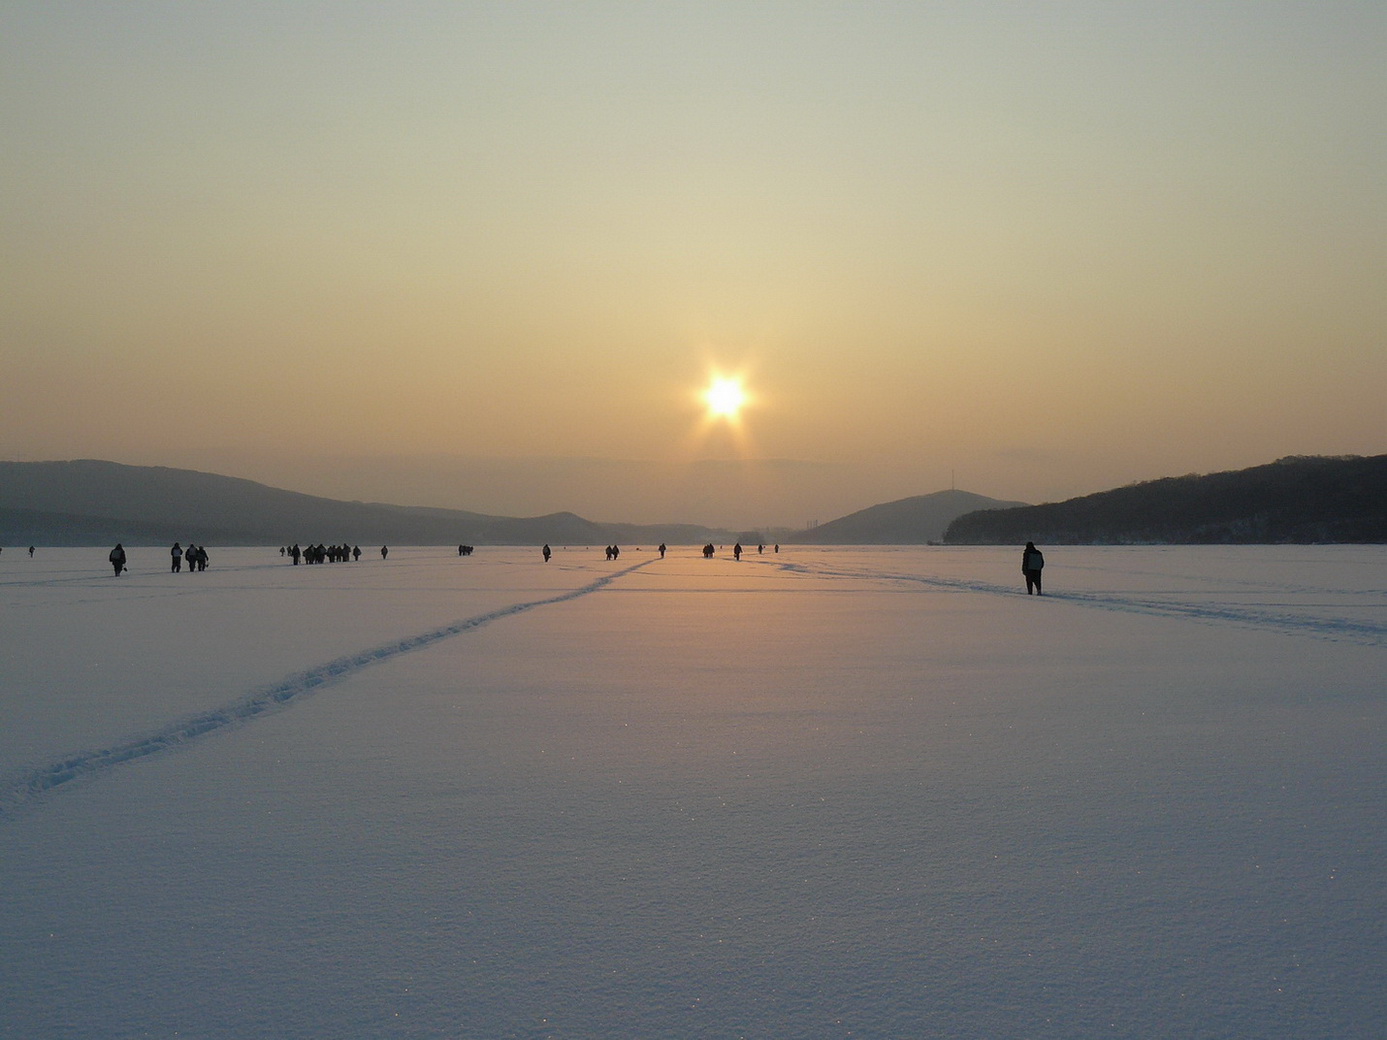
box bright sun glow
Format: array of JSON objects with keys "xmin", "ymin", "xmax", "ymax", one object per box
[{"xmin": 704, "ymin": 377, "xmax": 747, "ymax": 420}]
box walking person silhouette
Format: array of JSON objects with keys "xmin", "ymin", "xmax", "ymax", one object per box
[{"xmin": 1022, "ymin": 542, "xmax": 1045, "ymax": 595}]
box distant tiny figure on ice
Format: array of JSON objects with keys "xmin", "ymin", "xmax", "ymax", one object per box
[
  {"xmin": 109, "ymin": 544, "xmax": 127, "ymax": 576},
  {"xmin": 658, "ymin": 543, "xmax": 666, "ymax": 559},
  {"xmin": 380, "ymin": 546, "xmax": 389, "ymax": 559},
  {"xmin": 171, "ymin": 542, "xmax": 183, "ymax": 573},
  {"xmin": 542, "ymin": 544, "xmax": 551, "ymax": 563},
  {"xmin": 1022, "ymin": 542, "xmax": 1045, "ymax": 595},
  {"xmin": 733, "ymin": 542, "xmax": 743, "ymax": 561}
]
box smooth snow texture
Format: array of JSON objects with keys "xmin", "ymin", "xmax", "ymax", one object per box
[{"xmin": 1, "ymin": 545, "xmax": 1384, "ymax": 1039}]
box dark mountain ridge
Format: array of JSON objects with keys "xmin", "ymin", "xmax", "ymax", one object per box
[
  {"xmin": 786, "ymin": 489, "xmax": 1028, "ymax": 544},
  {"xmin": 944, "ymin": 455, "xmax": 1387, "ymax": 545},
  {"xmin": 6, "ymin": 455, "xmax": 1381, "ymax": 549},
  {"xmin": 0, "ymin": 460, "xmax": 741, "ymax": 547}
]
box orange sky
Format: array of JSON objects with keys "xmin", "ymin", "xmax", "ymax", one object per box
[{"xmin": 3, "ymin": 3, "xmax": 1383, "ymax": 527}]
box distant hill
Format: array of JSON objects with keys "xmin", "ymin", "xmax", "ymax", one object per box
[
  {"xmin": 943, "ymin": 455, "xmax": 1387, "ymax": 545},
  {"xmin": 786, "ymin": 490, "xmax": 1028, "ymax": 544},
  {"xmin": 0, "ymin": 460, "xmax": 739, "ymax": 547}
]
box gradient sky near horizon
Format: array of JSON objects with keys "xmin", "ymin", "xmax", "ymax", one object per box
[{"xmin": 3, "ymin": 2, "xmax": 1383, "ymax": 528}]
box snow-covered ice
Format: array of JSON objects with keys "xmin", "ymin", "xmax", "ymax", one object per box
[{"xmin": 2, "ymin": 544, "xmax": 1384, "ymax": 1039}]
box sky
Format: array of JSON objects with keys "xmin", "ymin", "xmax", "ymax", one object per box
[{"xmin": 2, "ymin": 2, "xmax": 1383, "ymax": 528}]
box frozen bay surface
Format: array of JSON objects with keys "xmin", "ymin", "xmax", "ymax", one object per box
[{"xmin": 1, "ymin": 544, "xmax": 1383, "ymax": 1038}]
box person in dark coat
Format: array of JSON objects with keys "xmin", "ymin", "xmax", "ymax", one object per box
[
  {"xmin": 109, "ymin": 544, "xmax": 127, "ymax": 576},
  {"xmin": 1022, "ymin": 542, "xmax": 1045, "ymax": 595},
  {"xmin": 542, "ymin": 544, "xmax": 552, "ymax": 563},
  {"xmin": 171, "ymin": 542, "xmax": 183, "ymax": 573}
]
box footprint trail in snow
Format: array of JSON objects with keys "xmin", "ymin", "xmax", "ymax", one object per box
[{"xmin": 0, "ymin": 559, "xmax": 652, "ymax": 819}]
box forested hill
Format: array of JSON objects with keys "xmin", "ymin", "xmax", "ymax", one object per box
[
  {"xmin": 0, "ymin": 460, "xmax": 738, "ymax": 546},
  {"xmin": 943, "ymin": 455, "xmax": 1387, "ymax": 545}
]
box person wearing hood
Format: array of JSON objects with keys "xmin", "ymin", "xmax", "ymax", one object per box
[{"xmin": 1021, "ymin": 542, "xmax": 1045, "ymax": 595}]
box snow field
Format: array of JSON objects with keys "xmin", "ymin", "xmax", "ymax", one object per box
[{"xmin": 1, "ymin": 545, "xmax": 1383, "ymax": 1038}]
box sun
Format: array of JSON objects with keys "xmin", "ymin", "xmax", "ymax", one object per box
[{"xmin": 704, "ymin": 376, "xmax": 747, "ymax": 421}]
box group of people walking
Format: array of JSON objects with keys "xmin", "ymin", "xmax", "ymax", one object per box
[
  {"xmin": 546, "ymin": 541, "xmax": 789, "ymax": 563},
  {"xmin": 285, "ymin": 543, "xmax": 362, "ymax": 565},
  {"xmin": 105, "ymin": 542, "xmax": 210, "ymax": 576},
  {"xmin": 170, "ymin": 542, "xmax": 209, "ymax": 572},
  {"xmin": 103, "ymin": 542, "xmax": 208, "ymax": 575},
  {"xmin": 100, "ymin": 540, "xmax": 1050, "ymax": 594}
]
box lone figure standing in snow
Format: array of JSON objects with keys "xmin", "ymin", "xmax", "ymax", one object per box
[
  {"xmin": 1022, "ymin": 541, "xmax": 1045, "ymax": 595},
  {"xmin": 109, "ymin": 543, "xmax": 127, "ymax": 576}
]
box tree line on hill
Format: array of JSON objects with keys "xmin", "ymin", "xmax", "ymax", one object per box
[{"xmin": 943, "ymin": 455, "xmax": 1387, "ymax": 545}]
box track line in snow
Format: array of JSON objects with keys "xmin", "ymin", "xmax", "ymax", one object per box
[
  {"xmin": 767, "ymin": 556, "xmax": 1387, "ymax": 648},
  {"xmin": 0, "ymin": 560, "xmax": 652, "ymax": 820}
]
